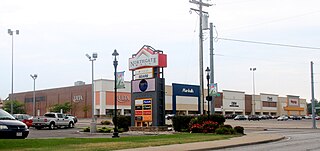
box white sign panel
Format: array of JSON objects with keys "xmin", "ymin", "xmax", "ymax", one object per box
[
  {"xmin": 134, "ymin": 68, "xmax": 153, "ymax": 80},
  {"xmin": 260, "ymin": 94, "xmax": 278, "ymax": 102},
  {"xmin": 288, "ymin": 97, "xmax": 299, "ymax": 107},
  {"xmin": 132, "ymin": 79, "xmax": 156, "ymax": 93}
]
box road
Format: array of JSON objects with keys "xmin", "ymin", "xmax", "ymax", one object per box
[{"xmin": 214, "ymin": 128, "xmax": 320, "ymax": 151}]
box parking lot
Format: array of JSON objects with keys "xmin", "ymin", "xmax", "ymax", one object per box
[
  {"xmin": 25, "ymin": 118, "xmax": 320, "ymax": 139},
  {"xmin": 225, "ymin": 118, "xmax": 320, "ymax": 129}
]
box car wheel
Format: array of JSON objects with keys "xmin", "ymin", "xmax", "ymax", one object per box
[
  {"xmin": 35, "ymin": 126, "xmax": 42, "ymax": 130},
  {"xmin": 68, "ymin": 122, "xmax": 74, "ymax": 128},
  {"xmin": 49, "ymin": 122, "xmax": 55, "ymax": 130}
]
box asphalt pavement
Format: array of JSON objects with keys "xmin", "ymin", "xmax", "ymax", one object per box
[{"xmin": 27, "ymin": 118, "xmax": 320, "ymax": 150}]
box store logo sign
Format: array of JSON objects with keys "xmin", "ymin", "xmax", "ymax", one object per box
[
  {"xmin": 73, "ymin": 95, "xmax": 83, "ymax": 103},
  {"xmin": 182, "ymin": 88, "xmax": 194, "ymax": 94},
  {"xmin": 229, "ymin": 102, "xmax": 239, "ymax": 107},
  {"xmin": 117, "ymin": 95, "xmax": 130, "ymax": 103}
]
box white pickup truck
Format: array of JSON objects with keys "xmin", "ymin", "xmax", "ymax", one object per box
[{"xmin": 32, "ymin": 112, "xmax": 75, "ymax": 130}]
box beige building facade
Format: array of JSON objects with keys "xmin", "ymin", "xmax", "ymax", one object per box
[{"xmin": 10, "ymin": 79, "xmax": 308, "ymax": 117}]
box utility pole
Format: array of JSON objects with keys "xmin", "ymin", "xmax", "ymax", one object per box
[
  {"xmin": 189, "ymin": 0, "xmax": 212, "ymax": 115},
  {"xmin": 311, "ymin": 61, "xmax": 317, "ymax": 129},
  {"xmin": 209, "ymin": 23, "xmax": 214, "ymax": 115}
]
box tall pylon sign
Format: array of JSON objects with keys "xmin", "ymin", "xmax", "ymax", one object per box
[{"xmin": 129, "ymin": 45, "xmax": 167, "ymax": 127}]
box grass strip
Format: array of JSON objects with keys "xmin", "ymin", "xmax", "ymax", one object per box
[{"xmin": 0, "ymin": 133, "xmax": 239, "ymax": 151}]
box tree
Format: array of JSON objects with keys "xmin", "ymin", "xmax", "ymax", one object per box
[
  {"xmin": 49, "ymin": 102, "xmax": 72, "ymax": 113},
  {"xmin": 3, "ymin": 100, "xmax": 26, "ymax": 114},
  {"xmin": 307, "ymin": 99, "xmax": 320, "ymax": 115}
]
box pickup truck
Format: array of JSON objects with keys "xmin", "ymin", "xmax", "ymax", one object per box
[{"xmin": 32, "ymin": 112, "xmax": 75, "ymax": 130}]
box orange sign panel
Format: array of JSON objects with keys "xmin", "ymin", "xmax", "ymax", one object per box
[{"xmin": 143, "ymin": 116, "xmax": 152, "ymax": 121}]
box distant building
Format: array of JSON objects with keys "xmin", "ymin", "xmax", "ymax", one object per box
[{"xmin": 10, "ymin": 79, "xmax": 307, "ymax": 118}]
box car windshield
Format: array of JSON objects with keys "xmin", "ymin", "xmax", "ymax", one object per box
[{"xmin": 0, "ymin": 109, "xmax": 15, "ymax": 120}]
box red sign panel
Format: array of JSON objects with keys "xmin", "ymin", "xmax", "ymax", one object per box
[
  {"xmin": 143, "ymin": 110, "xmax": 152, "ymax": 115},
  {"xmin": 135, "ymin": 111, "xmax": 142, "ymax": 115}
]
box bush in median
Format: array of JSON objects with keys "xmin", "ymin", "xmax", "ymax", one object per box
[
  {"xmin": 215, "ymin": 127, "xmax": 236, "ymax": 135},
  {"xmin": 100, "ymin": 120, "xmax": 112, "ymax": 125},
  {"xmin": 112, "ymin": 115, "xmax": 131, "ymax": 132},
  {"xmin": 83, "ymin": 127, "xmax": 90, "ymax": 132},
  {"xmin": 97, "ymin": 127, "xmax": 112, "ymax": 133},
  {"xmin": 234, "ymin": 126, "xmax": 244, "ymax": 134},
  {"xmin": 172, "ymin": 116, "xmax": 194, "ymax": 132}
]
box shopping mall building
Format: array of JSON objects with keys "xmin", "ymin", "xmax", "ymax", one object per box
[{"xmin": 8, "ymin": 79, "xmax": 307, "ymax": 118}]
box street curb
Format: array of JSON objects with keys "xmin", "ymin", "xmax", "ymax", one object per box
[{"xmin": 190, "ymin": 136, "xmax": 286, "ymax": 151}]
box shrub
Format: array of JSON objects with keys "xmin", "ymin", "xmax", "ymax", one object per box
[
  {"xmin": 208, "ymin": 114, "xmax": 225, "ymax": 125},
  {"xmin": 189, "ymin": 114, "xmax": 225, "ymax": 126},
  {"xmin": 118, "ymin": 128, "xmax": 126, "ymax": 133},
  {"xmin": 101, "ymin": 120, "xmax": 112, "ymax": 125},
  {"xmin": 97, "ymin": 127, "xmax": 112, "ymax": 133},
  {"xmin": 112, "ymin": 116, "xmax": 131, "ymax": 132},
  {"xmin": 172, "ymin": 116, "xmax": 194, "ymax": 132},
  {"xmin": 215, "ymin": 127, "xmax": 236, "ymax": 135},
  {"xmin": 234, "ymin": 126, "xmax": 244, "ymax": 134},
  {"xmin": 190, "ymin": 123, "xmax": 203, "ymax": 133},
  {"xmin": 202, "ymin": 121, "xmax": 219, "ymax": 133},
  {"xmin": 220, "ymin": 124, "xmax": 233, "ymax": 129},
  {"xmin": 83, "ymin": 127, "xmax": 90, "ymax": 132}
]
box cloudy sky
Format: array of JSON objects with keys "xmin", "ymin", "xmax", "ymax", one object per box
[{"xmin": 1, "ymin": 0, "xmax": 320, "ymax": 102}]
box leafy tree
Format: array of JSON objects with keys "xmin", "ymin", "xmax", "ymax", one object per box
[
  {"xmin": 3, "ymin": 100, "xmax": 26, "ymax": 114},
  {"xmin": 50, "ymin": 102, "xmax": 72, "ymax": 113},
  {"xmin": 307, "ymin": 99, "xmax": 320, "ymax": 115}
]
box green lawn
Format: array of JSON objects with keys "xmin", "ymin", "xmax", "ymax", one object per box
[{"xmin": 0, "ymin": 133, "xmax": 239, "ymax": 151}]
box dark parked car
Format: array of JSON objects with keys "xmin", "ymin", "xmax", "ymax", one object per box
[
  {"xmin": 13, "ymin": 114, "xmax": 33, "ymax": 128},
  {"xmin": 225, "ymin": 114, "xmax": 237, "ymax": 119},
  {"xmin": 291, "ymin": 116, "xmax": 302, "ymax": 120},
  {"xmin": 248, "ymin": 115, "xmax": 260, "ymax": 121},
  {"xmin": 0, "ymin": 109, "xmax": 29, "ymax": 139}
]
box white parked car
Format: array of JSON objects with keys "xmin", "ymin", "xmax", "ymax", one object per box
[
  {"xmin": 165, "ymin": 114, "xmax": 175, "ymax": 120},
  {"xmin": 303, "ymin": 115, "xmax": 312, "ymax": 119},
  {"xmin": 277, "ymin": 116, "xmax": 288, "ymax": 121}
]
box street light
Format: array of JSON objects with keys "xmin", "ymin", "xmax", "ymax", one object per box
[
  {"xmin": 86, "ymin": 53, "xmax": 98, "ymax": 133},
  {"xmin": 30, "ymin": 74, "xmax": 37, "ymax": 116},
  {"xmin": 8, "ymin": 29, "xmax": 19, "ymax": 114},
  {"xmin": 112, "ymin": 49, "xmax": 119, "ymax": 138},
  {"xmin": 205, "ymin": 67, "xmax": 212, "ymax": 115},
  {"xmin": 250, "ymin": 67, "xmax": 256, "ymax": 115}
]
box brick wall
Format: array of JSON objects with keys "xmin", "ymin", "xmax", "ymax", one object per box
[{"xmin": 12, "ymin": 85, "xmax": 92, "ymax": 118}]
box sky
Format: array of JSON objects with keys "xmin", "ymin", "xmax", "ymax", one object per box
[{"xmin": 1, "ymin": 0, "xmax": 320, "ymax": 102}]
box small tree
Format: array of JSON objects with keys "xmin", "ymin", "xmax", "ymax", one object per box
[
  {"xmin": 3, "ymin": 100, "xmax": 26, "ymax": 114},
  {"xmin": 83, "ymin": 105, "xmax": 89, "ymax": 118},
  {"xmin": 50, "ymin": 102, "xmax": 72, "ymax": 113}
]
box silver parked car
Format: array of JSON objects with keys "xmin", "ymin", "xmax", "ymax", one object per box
[{"xmin": 277, "ymin": 116, "xmax": 288, "ymax": 121}]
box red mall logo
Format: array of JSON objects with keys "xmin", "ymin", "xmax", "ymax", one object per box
[{"xmin": 129, "ymin": 45, "xmax": 167, "ymax": 70}]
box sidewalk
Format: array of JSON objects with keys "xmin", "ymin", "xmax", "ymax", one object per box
[{"xmin": 119, "ymin": 133, "xmax": 284, "ymax": 151}]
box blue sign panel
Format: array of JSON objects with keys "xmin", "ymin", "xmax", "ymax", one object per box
[
  {"xmin": 143, "ymin": 100, "xmax": 151, "ymax": 104},
  {"xmin": 172, "ymin": 83, "xmax": 200, "ymax": 114}
]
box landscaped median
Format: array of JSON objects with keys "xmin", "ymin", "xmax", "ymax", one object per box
[{"xmin": 0, "ymin": 133, "xmax": 240, "ymax": 151}]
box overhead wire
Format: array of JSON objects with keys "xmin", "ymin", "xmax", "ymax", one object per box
[{"xmin": 216, "ymin": 37, "xmax": 320, "ymax": 50}]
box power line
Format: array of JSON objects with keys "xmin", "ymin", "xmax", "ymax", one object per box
[{"xmin": 217, "ymin": 37, "xmax": 320, "ymax": 50}]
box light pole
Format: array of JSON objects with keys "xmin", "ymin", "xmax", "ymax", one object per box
[
  {"xmin": 205, "ymin": 67, "xmax": 212, "ymax": 115},
  {"xmin": 250, "ymin": 67, "xmax": 256, "ymax": 115},
  {"xmin": 30, "ymin": 74, "xmax": 37, "ymax": 117},
  {"xmin": 112, "ymin": 49, "xmax": 119, "ymax": 138},
  {"xmin": 86, "ymin": 53, "xmax": 97, "ymax": 133},
  {"xmin": 8, "ymin": 29, "xmax": 19, "ymax": 114}
]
